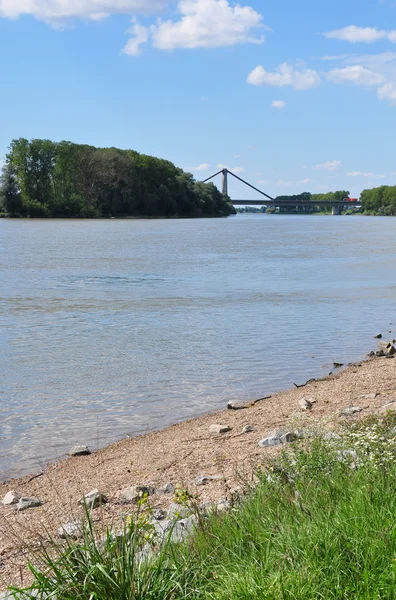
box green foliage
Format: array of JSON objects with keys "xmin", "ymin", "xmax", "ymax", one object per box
[
  {"xmin": 0, "ymin": 139, "xmax": 235, "ymax": 219},
  {"xmin": 361, "ymin": 185, "xmax": 396, "ymax": 215},
  {"xmin": 10, "ymin": 415, "xmax": 396, "ymax": 599}
]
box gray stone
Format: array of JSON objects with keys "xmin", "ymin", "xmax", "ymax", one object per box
[
  {"xmin": 258, "ymin": 429, "xmax": 295, "ymax": 448},
  {"xmin": 121, "ymin": 485, "xmax": 155, "ymax": 502},
  {"xmin": 167, "ymin": 503, "xmax": 191, "ymax": 520},
  {"xmin": 209, "ymin": 424, "xmax": 232, "ymax": 434},
  {"xmin": 157, "ymin": 482, "xmax": 175, "ymax": 495},
  {"xmin": 195, "ymin": 475, "xmax": 222, "ymax": 486},
  {"xmin": 299, "ymin": 398, "xmax": 313, "ymax": 411},
  {"xmin": 340, "ymin": 406, "xmax": 363, "ymax": 417},
  {"xmin": 379, "ymin": 401, "xmax": 396, "ymax": 414},
  {"xmin": 69, "ymin": 445, "xmax": 91, "ymax": 457},
  {"xmin": 359, "ymin": 393, "xmax": 379, "ymax": 400},
  {"xmin": 152, "ymin": 509, "xmax": 167, "ymax": 521},
  {"xmin": 2, "ymin": 491, "xmax": 21, "ymax": 506},
  {"xmin": 58, "ymin": 521, "xmax": 83, "ymax": 539},
  {"xmin": 79, "ymin": 489, "xmax": 107, "ymax": 509},
  {"xmin": 374, "ymin": 333, "xmax": 383, "ymax": 339},
  {"xmin": 242, "ymin": 425, "xmax": 255, "ymax": 434},
  {"xmin": 378, "ymin": 341, "xmax": 396, "ymax": 356},
  {"xmin": 16, "ymin": 497, "xmax": 44, "ymax": 511},
  {"xmin": 170, "ymin": 515, "xmax": 198, "ymax": 543}
]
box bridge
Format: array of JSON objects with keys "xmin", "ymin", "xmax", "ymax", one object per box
[{"xmin": 202, "ymin": 168, "xmax": 362, "ymax": 215}]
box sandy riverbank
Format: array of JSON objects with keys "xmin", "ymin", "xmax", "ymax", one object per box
[{"xmin": 1, "ymin": 355, "xmax": 396, "ymax": 590}]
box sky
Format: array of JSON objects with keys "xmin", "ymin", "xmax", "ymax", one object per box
[{"xmin": 0, "ymin": 0, "xmax": 395, "ymax": 199}]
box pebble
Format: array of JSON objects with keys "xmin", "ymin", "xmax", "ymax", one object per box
[
  {"xmin": 209, "ymin": 424, "xmax": 232, "ymax": 434},
  {"xmin": 121, "ymin": 485, "xmax": 155, "ymax": 502},
  {"xmin": 16, "ymin": 497, "xmax": 43, "ymax": 511},
  {"xmin": 340, "ymin": 406, "xmax": 363, "ymax": 417},
  {"xmin": 2, "ymin": 491, "xmax": 20, "ymax": 506},
  {"xmin": 242, "ymin": 425, "xmax": 255, "ymax": 434},
  {"xmin": 79, "ymin": 489, "xmax": 108, "ymax": 509},
  {"xmin": 152, "ymin": 509, "xmax": 167, "ymax": 521},
  {"xmin": 157, "ymin": 482, "xmax": 175, "ymax": 495},
  {"xmin": 359, "ymin": 393, "xmax": 379, "ymax": 400},
  {"xmin": 195, "ymin": 475, "xmax": 222, "ymax": 486},
  {"xmin": 69, "ymin": 445, "xmax": 91, "ymax": 457},
  {"xmin": 58, "ymin": 521, "xmax": 83, "ymax": 539},
  {"xmin": 299, "ymin": 398, "xmax": 313, "ymax": 411}
]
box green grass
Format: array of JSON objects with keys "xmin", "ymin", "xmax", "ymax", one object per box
[{"xmin": 11, "ymin": 415, "xmax": 396, "ymax": 599}]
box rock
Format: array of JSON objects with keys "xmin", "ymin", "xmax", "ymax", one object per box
[
  {"xmin": 153, "ymin": 509, "xmax": 167, "ymax": 521},
  {"xmin": 167, "ymin": 503, "xmax": 191, "ymax": 520},
  {"xmin": 16, "ymin": 497, "xmax": 43, "ymax": 511},
  {"xmin": 58, "ymin": 521, "xmax": 83, "ymax": 539},
  {"xmin": 299, "ymin": 398, "xmax": 313, "ymax": 411},
  {"xmin": 121, "ymin": 485, "xmax": 156, "ymax": 502},
  {"xmin": 333, "ymin": 362, "xmax": 344, "ymax": 368},
  {"xmin": 79, "ymin": 489, "xmax": 107, "ymax": 509},
  {"xmin": 209, "ymin": 424, "xmax": 232, "ymax": 434},
  {"xmin": 258, "ymin": 429, "xmax": 296, "ymax": 448},
  {"xmin": 378, "ymin": 341, "xmax": 396, "ymax": 356},
  {"xmin": 170, "ymin": 515, "xmax": 197, "ymax": 543},
  {"xmin": 379, "ymin": 401, "xmax": 396, "ymax": 414},
  {"xmin": 2, "ymin": 491, "xmax": 21, "ymax": 506},
  {"xmin": 157, "ymin": 482, "xmax": 175, "ymax": 495},
  {"xmin": 340, "ymin": 406, "xmax": 363, "ymax": 417},
  {"xmin": 227, "ymin": 401, "xmax": 253, "ymax": 410},
  {"xmin": 69, "ymin": 445, "xmax": 91, "ymax": 457},
  {"xmin": 195, "ymin": 475, "xmax": 222, "ymax": 486},
  {"xmin": 227, "ymin": 396, "xmax": 271, "ymax": 410},
  {"xmin": 242, "ymin": 425, "xmax": 255, "ymax": 434},
  {"xmin": 359, "ymin": 393, "xmax": 379, "ymax": 400},
  {"xmin": 374, "ymin": 334, "xmax": 383, "ymax": 339}
]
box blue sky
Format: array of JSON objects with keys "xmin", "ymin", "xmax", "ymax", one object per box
[{"xmin": 0, "ymin": 0, "xmax": 395, "ymax": 199}]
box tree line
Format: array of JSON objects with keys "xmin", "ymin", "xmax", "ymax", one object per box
[
  {"xmin": 0, "ymin": 139, "xmax": 236, "ymax": 218},
  {"xmin": 360, "ymin": 186, "xmax": 396, "ymax": 216}
]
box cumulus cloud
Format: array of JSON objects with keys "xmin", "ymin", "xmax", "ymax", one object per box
[
  {"xmin": 123, "ymin": 0, "xmax": 267, "ymax": 54},
  {"xmin": 247, "ymin": 63, "xmax": 320, "ymax": 90},
  {"xmin": 187, "ymin": 163, "xmax": 211, "ymax": 171},
  {"xmin": 378, "ymin": 81, "xmax": 396, "ymax": 104},
  {"xmin": 217, "ymin": 163, "xmax": 245, "ymax": 174},
  {"xmin": 0, "ymin": 0, "xmax": 166, "ymax": 24},
  {"xmin": 123, "ymin": 21, "xmax": 149, "ymax": 56},
  {"xmin": 272, "ymin": 100, "xmax": 287, "ymax": 109},
  {"xmin": 324, "ymin": 25, "xmax": 396, "ymax": 44},
  {"xmin": 347, "ymin": 171, "xmax": 386, "ymax": 178},
  {"xmin": 315, "ymin": 160, "xmax": 341, "ymax": 171},
  {"xmin": 327, "ymin": 65, "xmax": 386, "ymax": 85}
]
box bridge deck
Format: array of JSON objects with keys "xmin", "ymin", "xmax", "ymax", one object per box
[{"xmin": 232, "ymin": 200, "xmax": 362, "ymax": 207}]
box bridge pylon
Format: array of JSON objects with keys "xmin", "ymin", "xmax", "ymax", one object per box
[{"xmin": 222, "ymin": 169, "xmax": 228, "ymax": 196}]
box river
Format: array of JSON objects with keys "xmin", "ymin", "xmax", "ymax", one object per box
[{"xmin": 1, "ymin": 215, "xmax": 396, "ymax": 479}]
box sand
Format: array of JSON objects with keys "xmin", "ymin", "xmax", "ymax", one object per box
[{"xmin": 1, "ymin": 355, "xmax": 395, "ymax": 590}]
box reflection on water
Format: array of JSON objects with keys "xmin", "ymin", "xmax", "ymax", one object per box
[{"xmin": 1, "ymin": 215, "xmax": 396, "ymax": 479}]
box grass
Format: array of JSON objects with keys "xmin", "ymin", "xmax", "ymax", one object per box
[{"xmin": 10, "ymin": 414, "xmax": 396, "ymax": 599}]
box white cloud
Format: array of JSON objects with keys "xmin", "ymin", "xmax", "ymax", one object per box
[
  {"xmin": 301, "ymin": 178, "xmax": 313, "ymax": 184},
  {"xmin": 315, "ymin": 160, "xmax": 341, "ymax": 171},
  {"xmin": 272, "ymin": 100, "xmax": 287, "ymax": 109},
  {"xmin": 217, "ymin": 163, "xmax": 245, "ymax": 174},
  {"xmin": 0, "ymin": 0, "xmax": 165, "ymax": 24},
  {"xmin": 122, "ymin": 21, "xmax": 149, "ymax": 56},
  {"xmin": 247, "ymin": 63, "xmax": 320, "ymax": 90},
  {"xmin": 324, "ymin": 25, "xmax": 396, "ymax": 44},
  {"xmin": 139, "ymin": 0, "xmax": 266, "ymax": 52},
  {"xmin": 347, "ymin": 171, "xmax": 386, "ymax": 178},
  {"xmin": 327, "ymin": 65, "xmax": 385, "ymax": 85},
  {"xmin": 276, "ymin": 178, "xmax": 312, "ymax": 186},
  {"xmin": 188, "ymin": 163, "xmax": 211, "ymax": 171},
  {"xmin": 258, "ymin": 179, "xmax": 270, "ymax": 185},
  {"xmin": 378, "ymin": 81, "xmax": 396, "ymax": 104}
]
